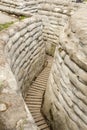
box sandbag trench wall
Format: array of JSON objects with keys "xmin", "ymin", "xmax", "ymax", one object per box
[
  {"xmin": 0, "ymin": 0, "xmax": 80, "ymax": 56},
  {"xmin": 37, "ymin": 0, "xmax": 79, "ymax": 56},
  {"xmin": 0, "ymin": 16, "xmax": 45, "ymax": 130},
  {"xmin": 42, "ymin": 7, "xmax": 87, "ymax": 130},
  {"xmin": 0, "ymin": 0, "xmax": 38, "ymax": 16}
]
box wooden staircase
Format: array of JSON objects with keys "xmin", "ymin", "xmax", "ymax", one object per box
[{"xmin": 25, "ymin": 56, "xmax": 53, "ymax": 130}]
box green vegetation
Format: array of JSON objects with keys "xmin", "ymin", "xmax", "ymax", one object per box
[
  {"xmin": 58, "ymin": 47, "xmax": 63, "ymax": 53},
  {"xmin": 47, "ymin": 44, "xmax": 56, "ymax": 57},
  {"xmin": 0, "ymin": 81, "xmax": 3, "ymax": 87},
  {"xmin": 0, "ymin": 22, "xmax": 14, "ymax": 31},
  {"xmin": 0, "ymin": 15, "xmax": 27, "ymax": 31},
  {"xmin": 18, "ymin": 15, "xmax": 27, "ymax": 20},
  {"xmin": 0, "ymin": 15, "xmax": 28, "ymax": 31},
  {"xmin": 51, "ymin": 44, "xmax": 56, "ymax": 56},
  {"xmin": 0, "ymin": 81, "xmax": 3, "ymax": 92}
]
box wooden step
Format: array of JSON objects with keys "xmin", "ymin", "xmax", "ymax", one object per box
[
  {"xmin": 26, "ymin": 93, "xmax": 42, "ymax": 96},
  {"xmin": 31, "ymin": 86, "xmax": 45, "ymax": 91},
  {"xmin": 27, "ymin": 90, "xmax": 43, "ymax": 94},
  {"xmin": 25, "ymin": 99, "xmax": 42, "ymax": 103},
  {"xmin": 39, "ymin": 123, "xmax": 49, "ymax": 129},
  {"xmin": 26, "ymin": 101, "xmax": 42, "ymax": 105},
  {"xmin": 33, "ymin": 114, "xmax": 43, "ymax": 119},
  {"xmin": 26, "ymin": 95, "xmax": 42, "ymax": 98},
  {"xmin": 34, "ymin": 81, "xmax": 47, "ymax": 86},
  {"xmin": 30, "ymin": 110, "xmax": 40, "ymax": 113},
  {"xmin": 27, "ymin": 104, "xmax": 41, "ymax": 108},
  {"xmin": 35, "ymin": 117, "xmax": 45, "ymax": 122},
  {"xmin": 36, "ymin": 76, "xmax": 48, "ymax": 81},
  {"xmin": 32, "ymin": 82, "xmax": 46, "ymax": 87},
  {"xmin": 36, "ymin": 120, "xmax": 47, "ymax": 126},
  {"xmin": 35, "ymin": 79, "xmax": 47, "ymax": 82}
]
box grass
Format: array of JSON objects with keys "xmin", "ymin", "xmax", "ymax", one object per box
[
  {"xmin": 18, "ymin": 15, "xmax": 27, "ymax": 20},
  {"xmin": 0, "ymin": 21, "xmax": 14, "ymax": 31},
  {"xmin": 0, "ymin": 15, "xmax": 27, "ymax": 31}
]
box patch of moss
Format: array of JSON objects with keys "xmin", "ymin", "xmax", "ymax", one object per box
[
  {"xmin": 51, "ymin": 44, "xmax": 56, "ymax": 56},
  {"xmin": 0, "ymin": 15, "xmax": 28, "ymax": 31},
  {"xmin": 47, "ymin": 44, "xmax": 56, "ymax": 57},
  {"xmin": 0, "ymin": 81, "xmax": 3, "ymax": 92},
  {"xmin": 0, "ymin": 21, "xmax": 14, "ymax": 31},
  {"xmin": 0, "ymin": 81, "xmax": 3, "ymax": 87},
  {"xmin": 19, "ymin": 15, "xmax": 27, "ymax": 20},
  {"xmin": 58, "ymin": 47, "xmax": 63, "ymax": 53}
]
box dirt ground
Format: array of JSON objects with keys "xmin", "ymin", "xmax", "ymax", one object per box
[{"xmin": 0, "ymin": 11, "xmax": 17, "ymax": 24}]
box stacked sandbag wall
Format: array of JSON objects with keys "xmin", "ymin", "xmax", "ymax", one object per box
[
  {"xmin": 42, "ymin": 7, "xmax": 87, "ymax": 130},
  {"xmin": 0, "ymin": 16, "xmax": 45, "ymax": 130},
  {"xmin": 0, "ymin": 0, "xmax": 78, "ymax": 56},
  {"xmin": 0, "ymin": 0, "xmax": 38, "ymax": 16},
  {"xmin": 0, "ymin": 0, "xmax": 80, "ymax": 56},
  {"xmin": 38, "ymin": 0, "xmax": 79, "ymax": 56},
  {"xmin": 22, "ymin": 0, "xmax": 38, "ymax": 13}
]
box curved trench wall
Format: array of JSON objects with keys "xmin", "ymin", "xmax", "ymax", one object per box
[
  {"xmin": 0, "ymin": 16, "xmax": 45, "ymax": 130},
  {"xmin": 5, "ymin": 16, "xmax": 45, "ymax": 97},
  {"xmin": 0, "ymin": 0, "xmax": 79, "ymax": 56},
  {"xmin": 43, "ymin": 7, "xmax": 87, "ymax": 130},
  {"xmin": 0, "ymin": 1, "xmax": 87, "ymax": 130},
  {"xmin": 38, "ymin": 0, "xmax": 79, "ymax": 56}
]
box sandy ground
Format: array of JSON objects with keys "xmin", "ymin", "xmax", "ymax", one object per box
[{"xmin": 0, "ymin": 11, "xmax": 17, "ymax": 24}]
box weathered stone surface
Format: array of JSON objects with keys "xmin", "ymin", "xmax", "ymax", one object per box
[
  {"xmin": 0, "ymin": 92, "xmax": 26, "ymax": 130},
  {"xmin": 0, "ymin": 103, "xmax": 7, "ymax": 112},
  {"xmin": 0, "ymin": 91, "xmax": 38, "ymax": 130}
]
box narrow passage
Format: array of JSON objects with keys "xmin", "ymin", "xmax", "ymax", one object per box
[{"xmin": 25, "ymin": 56, "xmax": 53, "ymax": 130}]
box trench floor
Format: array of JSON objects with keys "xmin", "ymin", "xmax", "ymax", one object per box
[{"xmin": 25, "ymin": 56, "xmax": 53, "ymax": 130}]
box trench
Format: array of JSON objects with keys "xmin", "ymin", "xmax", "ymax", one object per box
[
  {"xmin": 0, "ymin": 1, "xmax": 85, "ymax": 130},
  {"xmin": 24, "ymin": 56, "xmax": 53, "ymax": 130},
  {"xmin": 0, "ymin": 13, "xmax": 55, "ymax": 130}
]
